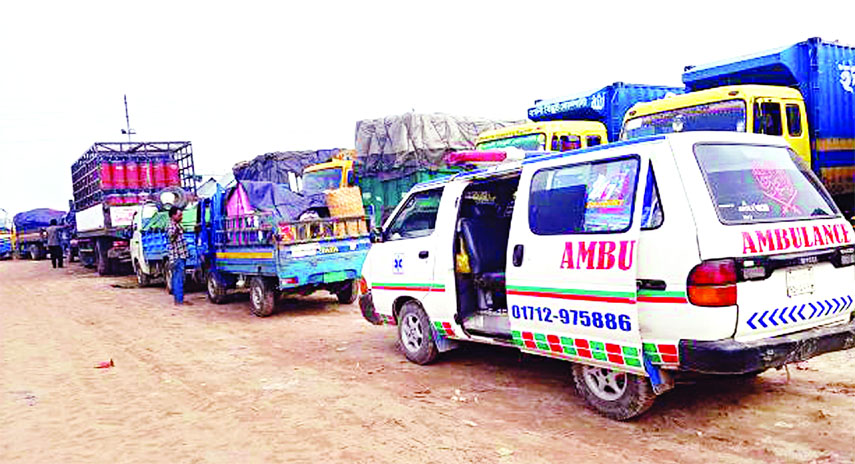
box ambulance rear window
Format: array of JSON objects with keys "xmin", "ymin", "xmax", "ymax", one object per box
[{"xmin": 694, "ymin": 144, "xmax": 838, "ymax": 224}]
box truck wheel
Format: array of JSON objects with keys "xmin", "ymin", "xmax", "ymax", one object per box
[
  {"xmin": 249, "ymin": 276, "xmax": 276, "ymax": 317},
  {"xmin": 398, "ymin": 301, "xmax": 438, "ymax": 365},
  {"xmin": 335, "ymin": 279, "xmax": 357, "ymax": 304},
  {"xmin": 571, "ymin": 363, "xmax": 656, "ymax": 421},
  {"xmin": 164, "ymin": 263, "xmax": 174, "ymax": 295},
  {"xmin": 28, "ymin": 244, "xmax": 43, "ymax": 260},
  {"xmin": 95, "ymin": 240, "xmax": 111, "ymax": 276},
  {"xmin": 134, "ymin": 260, "xmax": 151, "ymax": 287},
  {"xmin": 206, "ymin": 270, "xmax": 227, "ymax": 304}
]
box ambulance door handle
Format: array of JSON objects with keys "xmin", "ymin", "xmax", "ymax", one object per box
[
  {"xmin": 637, "ymin": 279, "xmax": 666, "ymax": 291},
  {"xmin": 512, "ymin": 244, "xmax": 524, "ymax": 267},
  {"xmin": 418, "ymin": 250, "xmax": 429, "ymax": 259}
]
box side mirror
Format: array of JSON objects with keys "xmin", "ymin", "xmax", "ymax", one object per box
[
  {"xmin": 347, "ymin": 170, "xmax": 357, "ymax": 187},
  {"xmin": 370, "ymin": 226, "xmax": 383, "ymax": 243}
]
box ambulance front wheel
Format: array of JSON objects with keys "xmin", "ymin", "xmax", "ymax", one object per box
[
  {"xmin": 571, "ymin": 363, "xmax": 656, "ymax": 421},
  {"xmin": 398, "ymin": 301, "xmax": 438, "ymax": 365}
]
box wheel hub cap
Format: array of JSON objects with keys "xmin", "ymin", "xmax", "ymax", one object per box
[
  {"xmin": 583, "ymin": 366, "xmax": 627, "ymax": 401},
  {"xmin": 401, "ymin": 314, "xmax": 423, "ymax": 352}
]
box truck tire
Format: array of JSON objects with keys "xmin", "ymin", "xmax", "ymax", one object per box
[
  {"xmin": 134, "ymin": 260, "xmax": 152, "ymax": 287},
  {"xmin": 206, "ymin": 270, "xmax": 227, "ymax": 304},
  {"xmin": 335, "ymin": 279, "xmax": 358, "ymax": 304},
  {"xmin": 249, "ymin": 276, "xmax": 276, "ymax": 317},
  {"xmin": 28, "ymin": 244, "xmax": 43, "ymax": 260},
  {"xmin": 571, "ymin": 363, "xmax": 656, "ymax": 421},
  {"xmin": 398, "ymin": 301, "xmax": 438, "ymax": 365},
  {"xmin": 164, "ymin": 261, "xmax": 174, "ymax": 295},
  {"xmin": 95, "ymin": 239, "xmax": 111, "ymax": 276},
  {"xmin": 155, "ymin": 187, "xmax": 188, "ymax": 211}
]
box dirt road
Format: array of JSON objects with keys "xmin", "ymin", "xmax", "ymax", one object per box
[{"xmin": 1, "ymin": 260, "xmax": 854, "ymax": 463}]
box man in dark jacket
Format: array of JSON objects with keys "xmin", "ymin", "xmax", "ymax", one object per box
[{"xmin": 45, "ymin": 219, "xmax": 63, "ymax": 269}]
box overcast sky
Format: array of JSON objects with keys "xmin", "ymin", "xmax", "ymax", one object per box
[{"xmin": 1, "ymin": 0, "xmax": 853, "ymax": 218}]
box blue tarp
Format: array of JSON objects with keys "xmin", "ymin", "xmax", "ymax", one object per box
[
  {"xmin": 13, "ymin": 208, "xmax": 66, "ymax": 231},
  {"xmin": 235, "ymin": 180, "xmax": 326, "ymax": 221}
]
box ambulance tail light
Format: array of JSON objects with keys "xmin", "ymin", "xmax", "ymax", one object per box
[
  {"xmin": 687, "ymin": 259, "xmax": 737, "ymax": 307},
  {"xmin": 358, "ymin": 276, "xmax": 369, "ymax": 294}
]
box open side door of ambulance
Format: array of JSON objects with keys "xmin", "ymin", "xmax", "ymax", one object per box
[{"xmin": 506, "ymin": 146, "xmax": 650, "ymax": 376}]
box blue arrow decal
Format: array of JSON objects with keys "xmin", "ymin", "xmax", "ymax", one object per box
[
  {"xmin": 788, "ymin": 306, "xmax": 798, "ymax": 323},
  {"xmin": 758, "ymin": 310, "xmax": 769, "ymax": 328},
  {"xmin": 778, "ymin": 307, "xmax": 789, "ymax": 325},
  {"xmin": 846, "ymin": 296, "xmax": 854, "ymax": 311},
  {"xmin": 747, "ymin": 312, "xmax": 758, "ymax": 330},
  {"xmin": 798, "ymin": 304, "xmax": 806, "ymax": 320},
  {"xmin": 769, "ymin": 308, "xmax": 779, "ymax": 326},
  {"xmin": 831, "ymin": 298, "xmax": 840, "ymax": 314},
  {"xmin": 822, "ymin": 300, "xmax": 832, "ymax": 317},
  {"xmin": 809, "ymin": 303, "xmax": 818, "ymax": 319}
]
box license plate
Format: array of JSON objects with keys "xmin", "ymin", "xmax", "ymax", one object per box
[
  {"xmin": 786, "ymin": 266, "xmax": 814, "ymax": 297},
  {"xmin": 323, "ymin": 270, "xmax": 348, "ymax": 283}
]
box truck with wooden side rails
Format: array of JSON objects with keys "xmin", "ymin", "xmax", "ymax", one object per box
[
  {"xmin": 200, "ymin": 180, "xmax": 371, "ymax": 317},
  {"xmin": 621, "ymin": 38, "xmax": 855, "ymax": 220},
  {"xmin": 71, "ymin": 141, "xmax": 196, "ymax": 275}
]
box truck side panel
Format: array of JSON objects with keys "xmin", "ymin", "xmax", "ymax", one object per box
[{"xmin": 528, "ymin": 83, "xmax": 684, "ymax": 141}]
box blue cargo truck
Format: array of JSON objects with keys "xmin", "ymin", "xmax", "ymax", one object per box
[
  {"xmin": 12, "ymin": 209, "xmax": 66, "ymax": 260},
  {"xmin": 622, "ymin": 37, "xmax": 855, "ymax": 218},
  {"xmin": 200, "ymin": 182, "xmax": 371, "ymax": 317},
  {"xmin": 527, "ymin": 82, "xmax": 684, "ymax": 141}
]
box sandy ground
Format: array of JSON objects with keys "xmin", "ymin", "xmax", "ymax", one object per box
[{"xmin": 1, "ymin": 260, "xmax": 855, "ymax": 464}]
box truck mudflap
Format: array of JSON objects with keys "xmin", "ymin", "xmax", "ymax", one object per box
[{"xmin": 679, "ymin": 317, "xmax": 855, "ymax": 375}]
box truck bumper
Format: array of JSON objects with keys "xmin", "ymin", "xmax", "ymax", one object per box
[{"xmin": 679, "ymin": 317, "xmax": 855, "ymax": 375}]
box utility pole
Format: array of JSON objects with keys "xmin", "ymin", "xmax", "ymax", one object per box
[{"xmin": 121, "ymin": 94, "xmax": 136, "ymax": 142}]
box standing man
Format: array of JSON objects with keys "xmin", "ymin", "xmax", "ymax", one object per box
[
  {"xmin": 46, "ymin": 219, "xmax": 63, "ymax": 269},
  {"xmin": 167, "ymin": 206, "xmax": 191, "ymax": 306}
]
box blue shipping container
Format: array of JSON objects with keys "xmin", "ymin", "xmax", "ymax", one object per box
[
  {"xmin": 528, "ymin": 82, "xmax": 684, "ymax": 142},
  {"xmin": 683, "ymin": 37, "xmax": 855, "ymax": 196}
]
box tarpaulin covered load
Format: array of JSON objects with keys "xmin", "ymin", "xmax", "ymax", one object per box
[
  {"xmin": 354, "ymin": 112, "xmax": 522, "ymax": 175},
  {"xmin": 233, "ymin": 149, "xmax": 346, "ymax": 183},
  {"xmin": 13, "ymin": 209, "xmax": 66, "ymax": 231},
  {"xmin": 226, "ymin": 180, "xmax": 326, "ymax": 221}
]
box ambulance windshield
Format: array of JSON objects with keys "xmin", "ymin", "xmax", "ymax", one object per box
[{"xmin": 694, "ymin": 144, "xmax": 838, "ymax": 224}]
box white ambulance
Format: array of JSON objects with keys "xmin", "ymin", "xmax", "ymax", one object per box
[{"xmin": 358, "ymin": 132, "xmax": 855, "ymax": 420}]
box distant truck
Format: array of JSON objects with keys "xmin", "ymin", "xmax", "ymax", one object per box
[
  {"xmin": 0, "ymin": 219, "xmax": 12, "ymax": 260},
  {"xmin": 12, "ymin": 208, "xmax": 66, "ymax": 260},
  {"xmin": 621, "ymin": 38, "xmax": 855, "ymax": 219},
  {"xmin": 71, "ymin": 141, "xmax": 196, "ymax": 275},
  {"xmin": 527, "ymin": 82, "xmax": 684, "ymax": 142}
]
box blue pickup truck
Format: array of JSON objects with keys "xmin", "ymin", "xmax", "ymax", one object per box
[{"xmin": 200, "ymin": 181, "xmax": 371, "ymax": 317}]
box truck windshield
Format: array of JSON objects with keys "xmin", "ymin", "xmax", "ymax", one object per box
[
  {"xmin": 302, "ymin": 168, "xmax": 341, "ymax": 193},
  {"xmin": 622, "ymin": 100, "xmax": 747, "ymax": 139},
  {"xmin": 477, "ymin": 133, "xmax": 546, "ymax": 151},
  {"xmin": 694, "ymin": 144, "xmax": 838, "ymax": 224}
]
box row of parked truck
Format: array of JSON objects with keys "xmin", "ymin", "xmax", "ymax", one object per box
[{"xmin": 5, "ymin": 36, "xmax": 854, "ymax": 421}]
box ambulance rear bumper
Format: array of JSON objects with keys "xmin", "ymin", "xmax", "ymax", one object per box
[{"xmin": 679, "ymin": 317, "xmax": 855, "ymax": 375}]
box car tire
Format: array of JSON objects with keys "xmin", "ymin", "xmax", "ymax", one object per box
[
  {"xmin": 249, "ymin": 276, "xmax": 276, "ymax": 317},
  {"xmin": 571, "ymin": 363, "xmax": 656, "ymax": 421},
  {"xmin": 206, "ymin": 270, "xmax": 228, "ymax": 304},
  {"xmin": 397, "ymin": 301, "xmax": 438, "ymax": 365},
  {"xmin": 335, "ymin": 279, "xmax": 357, "ymax": 304}
]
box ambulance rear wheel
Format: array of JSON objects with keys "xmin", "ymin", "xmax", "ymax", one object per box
[
  {"xmin": 398, "ymin": 301, "xmax": 438, "ymax": 365},
  {"xmin": 571, "ymin": 363, "xmax": 655, "ymax": 421},
  {"xmin": 249, "ymin": 277, "xmax": 276, "ymax": 317}
]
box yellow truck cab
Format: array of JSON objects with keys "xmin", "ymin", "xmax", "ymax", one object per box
[
  {"xmin": 622, "ymin": 85, "xmax": 812, "ymax": 169},
  {"xmin": 302, "ymin": 151, "xmax": 355, "ymax": 192},
  {"xmin": 476, "ymin": 121, "xmax": 607, "ymax": 152}
]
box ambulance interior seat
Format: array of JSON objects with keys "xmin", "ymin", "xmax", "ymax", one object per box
[{"xmin": 457, "ymin": 200, "xmax": 510, "ymax": 312}]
